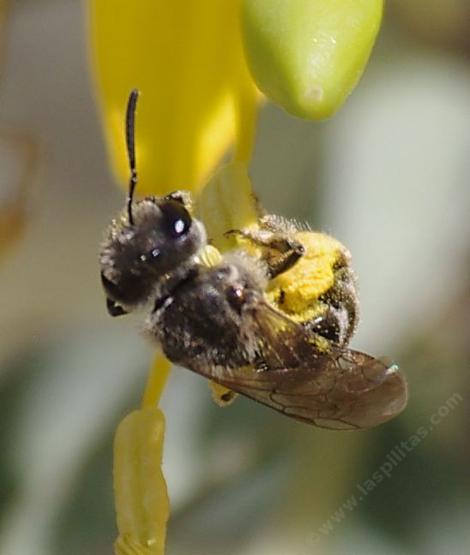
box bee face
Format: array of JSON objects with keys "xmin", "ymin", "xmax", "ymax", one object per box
[{"xmin": 100, "ymin": 195, "xmax": 206, "ymax": 312}]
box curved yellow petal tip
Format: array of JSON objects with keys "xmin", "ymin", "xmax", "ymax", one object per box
[
  {"xmin": 242, "ymin": 0, "xmax": 383, "ymax": 119},
  {"xmin": 114, "ymin": 408, "xmax": 168, "ymax": 555}
]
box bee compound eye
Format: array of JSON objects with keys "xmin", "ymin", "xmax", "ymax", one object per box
[{"xmin": 160, "ymin": 200, "xmax": 192, "ymax": 238}]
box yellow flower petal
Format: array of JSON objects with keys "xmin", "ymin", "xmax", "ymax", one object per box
[
  {"xmin": 194, "ymin": 161, "xmax": 259, "ymax": 251},
  {"xmin": 114, "ymin": 408, "xmax": 168, "ymax": 555},
  {"xmin": 88, "ymin": 0, "xmax": 258, "ymax": 195}
]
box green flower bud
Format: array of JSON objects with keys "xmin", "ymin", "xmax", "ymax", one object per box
[{"xmin": 242, "ymin": 0, "xmax": 383, "ymax": 119}]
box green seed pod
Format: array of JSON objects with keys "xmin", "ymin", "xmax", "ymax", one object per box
[{"xmin": 242, "ymin": 0, "xmax": 383, "ymax": 119}]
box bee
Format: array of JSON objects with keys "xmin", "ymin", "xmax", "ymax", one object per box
[{"xmin": 100, "ymin": 90, "xmax": 408, "ymax": 430}]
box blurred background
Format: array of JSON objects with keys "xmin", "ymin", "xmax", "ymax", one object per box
[{"xmin": 0, "ymin": 1, "xmax": 469, "ymax": 554}]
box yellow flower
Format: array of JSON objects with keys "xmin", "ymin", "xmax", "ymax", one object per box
[
  {"xmin": 88, "ymin": 2, "xmax": 384, "ymax": 553},
  {"xmin": 88, "ymin": 0, "xmax": 257, "ymax": 195}
]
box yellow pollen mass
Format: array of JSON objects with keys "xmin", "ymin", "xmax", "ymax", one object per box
[{"xmin": 266, "ymin": 231, "xmax": 344, "ymax": 319}]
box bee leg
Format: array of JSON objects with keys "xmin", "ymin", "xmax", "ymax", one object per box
[
  {"xmin": 308, "ymin": 308, "xmax": 348, "ymax": 345},
  {"xmin": 225, "ymin": 229, "xmax": 304, "ymax": 278},
  {"xmin": 311, "ymin": 266, "xmax": 359, "ymax": 346},
  {"xmin": 106, "ymin": 298, "xmax": 128, "ymax": 317},
  {"xmin": 265, "ymin": 241, "xmax": 304, "ymax": 278}
]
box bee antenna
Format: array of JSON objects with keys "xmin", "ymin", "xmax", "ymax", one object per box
[{"xmin": 126, "ymin": 89, "xmax": 139, "ymax": 225}]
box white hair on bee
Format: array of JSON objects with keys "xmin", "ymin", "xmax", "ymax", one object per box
[{"xmin": 294, "ymin": 219, "xmax": 312, "ymax": 232}]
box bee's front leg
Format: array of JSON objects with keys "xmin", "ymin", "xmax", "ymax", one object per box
[{"xmin": 224, "ymin": 228, "xmax": 304, "ymax": 278}]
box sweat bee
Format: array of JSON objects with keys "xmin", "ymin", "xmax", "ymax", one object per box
[{"xmin": 99, "ymin": 90, "xmax": 408, "ymax": 430}]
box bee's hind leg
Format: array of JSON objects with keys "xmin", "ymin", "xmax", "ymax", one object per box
[{"xmin": 309, "ymin": 265, "xmax": 359, "ymax": 346}]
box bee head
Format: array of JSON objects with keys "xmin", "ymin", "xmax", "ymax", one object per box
[
  {"xmin": 99, "ymin": 90, "xmax": 205, "ymax": 315},
  {"xmin": 100, "ymin": 194, "xmax": 205, "ymax": 312}
]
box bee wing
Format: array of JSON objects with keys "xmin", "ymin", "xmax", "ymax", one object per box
[{"xmin": 196, "ymin": 301, "xmax": 408, "ymax": 430}]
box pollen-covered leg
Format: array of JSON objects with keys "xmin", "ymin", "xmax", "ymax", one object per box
[{"xmin": 307, "ymin": 306, "xmax": 350, "ymax": 346}]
